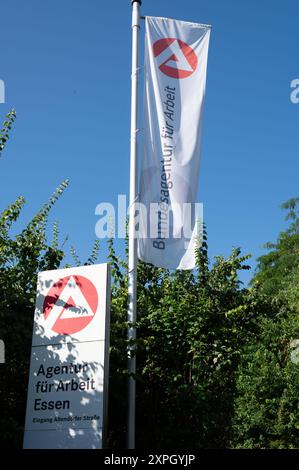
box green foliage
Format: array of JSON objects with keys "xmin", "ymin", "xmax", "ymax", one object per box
[
  {"xmin": 230, "ymin": 198, "xmax": 299, "ymax": 449},
  {"xmin": 85, "ymin": 239, "xmax": 100, "ymax": 265},
  {"xmin": 107, "ymin": 202, "xmax": 299, "ymax": 449},
  {"xmin": 105, "ymin": 237, "xmax": 128, "ymax": 447},
  {"xmin": 0, "ymin": 109, "xmax": 298, "ymax": 449},
  {"xmin": 0, "ymin": 115, "xmax": 105, "ymax": 448},
  {"xmin": 252, "ymin": 198, "xmax": 299, "ymax": 298},
  {"xmin": 231, "ymin": 313, "xmax": 299, "ymax": 449},
  {"xmin": 0, "ymin": 178, "xmax": 104, "ymax": 448},
  {"xmin": 70, "ymin": 239, "xmax": 101, "ymax": 267},
  {"xmin": 0, "ymin": 109, "xmax": 16, "ymax": 155},
  {"xmin": 107, "ymin": 237, "xmax": 272, "ymax": 448},
  {"xmin": 0, "ymin": 180, "xmax": 69, "ymax": 448}
]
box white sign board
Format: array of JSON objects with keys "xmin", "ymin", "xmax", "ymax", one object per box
[{"xmin": 23, "ymin": 264, "xmax": 111, "ymax": 449}]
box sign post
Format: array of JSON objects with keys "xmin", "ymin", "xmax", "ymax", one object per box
[{"xmin": 23, "ymin": 263, "xmax": 110, "ymax": 449}]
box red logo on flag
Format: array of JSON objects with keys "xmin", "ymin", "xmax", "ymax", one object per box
[
  {"xmin": 153, "ymin": 38, "xmax": 198, "ymax": 79},
  {"xmin": 43, "ymin": 275, "xmax": 98, "ymax": 335}
]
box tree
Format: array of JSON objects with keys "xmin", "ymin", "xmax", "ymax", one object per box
[
  {"xmin": 231, "ymin": 313, "xmax": 299, "ymax": 449},
  {"xmin": 251, "ymin": 198, "xmax": 299, "ymax": 300},
  {"xmin": 107, "ymin": 230, "xmax": 272, "ymax": 448},
  {"xmin": 0, "ymin": 180, "xmax": 69, "ymax": 448},
  {"xmin": 0, "ymin": 110, "xmax": 102, "ymax": 448},
  {"xmin": 0, "ymin": 109, "xmax": 16, "ymax": 155},
  {"xmin": 1, "ymin": 108, "xmax": 298, "ymax": 449},
  {"xmin": 231, "ymin": 198, "xmax": 299, "ymax": 449}
]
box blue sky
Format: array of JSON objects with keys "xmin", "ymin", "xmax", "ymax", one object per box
[{"xmin": 1, "ymin": 0, "xmax": 298, "ymax": 284}]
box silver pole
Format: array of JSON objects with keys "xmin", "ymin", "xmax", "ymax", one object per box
[{"xmin": 127, "ymin": 0, "xmax": 141, "ymax": 450}]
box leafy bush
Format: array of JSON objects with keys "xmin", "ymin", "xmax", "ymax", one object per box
[
  {"xmin": 0, "ymin": 180, "xmax": 69, "ymax": 448},
  {"xmin": 231, "ymin": 313, "xmax": 299, "ymax": 449}
]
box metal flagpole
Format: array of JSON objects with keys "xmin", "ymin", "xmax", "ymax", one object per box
[{"xmin": 127, "ymin": 0, "xmax": 141, "ymax": 450}]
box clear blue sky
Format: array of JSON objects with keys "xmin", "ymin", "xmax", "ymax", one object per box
[{"xmin": 1, "ymin": 0, "xmax": 298, "ymax": 284}]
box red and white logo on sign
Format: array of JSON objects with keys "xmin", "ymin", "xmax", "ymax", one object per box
[
  {"xmin": 43, "ymin": 275, "xmax": 98, "ymax": 335},
  {"xmin": 153, "ymin": 38, "xmax": 198, "ymax": 79}
]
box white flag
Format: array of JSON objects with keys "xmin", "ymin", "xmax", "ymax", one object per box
[{"xmin": 138, "ymin": 16, "xmax": 211, "ymax": 270}]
